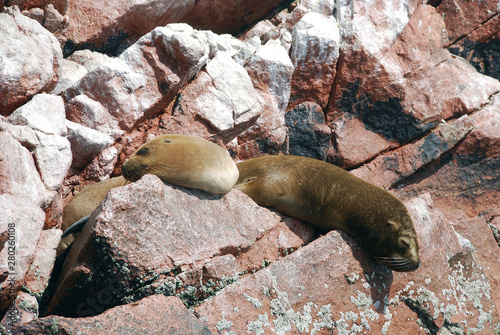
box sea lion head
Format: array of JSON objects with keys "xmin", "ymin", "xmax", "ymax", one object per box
[
  {"xmin": 360, "ymin": 206, "xmax": 420, "ymax": 272},
  {"xmin": 121, "ymin": 134, "xmax": 238, "ymax": 194}
]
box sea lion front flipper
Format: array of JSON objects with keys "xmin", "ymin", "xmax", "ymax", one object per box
[{"xmin": 61, "ymin": 214, "xmax": 91, "ymax": 238}]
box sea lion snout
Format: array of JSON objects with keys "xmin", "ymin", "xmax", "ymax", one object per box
[{"xmin": 122, "ymin": 161, "xmax": 149, "ymax": 182}]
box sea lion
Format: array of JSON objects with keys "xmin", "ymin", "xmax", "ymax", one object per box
[
  {"xmin": 122, "ymin": 134, "xmax": 239, "ymax": 194},
  {"xmin": 59, "ymin": 134, "xmax": 239, "ymax": 254},
  {"xmin": 58, "ymin": 176, "xmax": 130, "ymax": 255},
  {"xmin": 234, "ymin": 155, "xmax": 420, "ymax": 272}
]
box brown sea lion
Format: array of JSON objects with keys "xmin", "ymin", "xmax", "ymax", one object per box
[{"xmin": 234, "ymin": 155, "xmax": 420, "ymax": 272}]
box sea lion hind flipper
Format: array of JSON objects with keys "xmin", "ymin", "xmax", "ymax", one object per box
[{"xmin": 61, "ymin": 214, "xmax": 91, "ymax": 238}]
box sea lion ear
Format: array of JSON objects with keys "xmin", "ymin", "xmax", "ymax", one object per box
[{"xmin": 386, "ymin": 220, "xmax": 400, "ymax": 230}]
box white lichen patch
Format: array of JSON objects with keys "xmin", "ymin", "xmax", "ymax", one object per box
[{"xmin": 210, "ymin": 257, "xmax": 496, "ymax": 334}]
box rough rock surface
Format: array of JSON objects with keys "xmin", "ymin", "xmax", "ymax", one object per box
[
  {"xmin": 10, "ymin": 295, "xmax": 210, "ymax": 334},
  {"xmin": 0, "ymin": 7, "xmax": 62, "ymax": 115},
  {"xmin": 1, "ymin": 0, "xmax": 499, "ymax": 333},
  {"xmin": 0, "ymin": 195, "xmax": 45, "ymax": 319},
  {"xmin": 47, "ymin": 175, "xmax": 311, "ymax": 317}
]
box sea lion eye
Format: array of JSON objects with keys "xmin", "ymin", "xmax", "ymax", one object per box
[
  {"xmin": 163, "ymin": 140, "xmax": 171, "ymax": 143},
  {"xmin": 398, "ymin": 236, "xmax": 411, "ymax": 249},
  {"xmin": 137, "ymin": 148, "xmax": 149, "ymax": 155}
]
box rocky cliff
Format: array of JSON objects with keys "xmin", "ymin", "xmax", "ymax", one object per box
[{"xmin": 0, "ymin": 0, "xmax": 499, "ymax": 334}]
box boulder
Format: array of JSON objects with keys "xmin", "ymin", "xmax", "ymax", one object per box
[
  {"xmin": 0, "ymin": 7, "xmax": 62, "ymax": 115},
  {"xmin": 11, "ymin": 295, "xmax": 210, "ymax": 334},
  {"xmin": 194, "ymin": 194, "xmax": 500, "ymax": 334},
  {"xmin": 0, "ymin": 195, "xmax": 45, "ymax": 319},
  {"xmin": 47, "ymin": 175, "xmax": 311, "ymax": 317}
]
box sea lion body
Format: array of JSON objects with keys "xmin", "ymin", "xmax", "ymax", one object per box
[
  {"xmin": 122, "ymin": 134, "xmax": 239, "ymax": 194},
  {"xmin": 234, "ymin": 155, "xmax": 420, "ymax": 272},
  {"xmin": 58, "ymin": 176, "xmax": 130, "ymax": 254}
]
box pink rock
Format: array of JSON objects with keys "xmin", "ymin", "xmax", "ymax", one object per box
[
  {"xmin": 194, "ymin": 194, "xmax": 499, "ymax": 334},
  {"xmin": 1, "ymin": 291, "xmax": 38, "ymax": 330},
  {"xmin": 191, "ymin": 52, "xmax": 261, "ymax": 137},
  {"xmin": 24, "ymin": 229, "xmax": 62, "ymax": 297},
  {"xmin": 0, "ymin": 194, "xmax": 45, "ymax": 318},
  {"xmin": 327, "ymin": 4, "xmax": 500, "ymax": 152},
  {"xmin": 331, "ymin": 115, "xmax": 396, "ymax": 168},
  {"xmin": 0, "ymin": 131, "xmax": 55, "ymax": 208},
  {"xmin": 0, "ymin": 7, "xmax": 62, "ymax": 115},
  {"xmin": 11, "ymin": 295, "xmax": 210, "ymax": 334},
  {"xmin": 64, "ymin": 24, "xmax": 215, "ymax": 134},
  {"xmin": 46, "ymin": 175, "xmax": 285, "ymax": 316}
]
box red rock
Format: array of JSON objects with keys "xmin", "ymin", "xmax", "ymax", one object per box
[
  {"xmin": 194, "ymin": 194, "xmax": 500, "ymax": 334},
  {"xmin": 48, "ymin": 0, "xmax": 285, "ymax": 53},
  {"xmin": 0, "ymin": 7, "xmax": 62, "ymax": 115},
  {"xmin": 288, "ymin": 12, "xmax": 340, "ymax": 110},
  {"xmin": 394, "ymin": 97, "xmax": 500, "ymax": 217},
  {"xmin": 11, "ymin": 295, "xmax": 210, "ymax": 334},
  {"xmin": 0, "ymin": 194, "xmax": 45, "ymax": 318},
  {"xmin": 435, "ymin": 0, "xmax": 499, "ymax": 44},
  {"xmin": 352, "ymin": 114, "xmax": 474, "ymax": 189},
  {"xmin": 331, "ymin": 114, "xmax": 396, "ymax": 168}
]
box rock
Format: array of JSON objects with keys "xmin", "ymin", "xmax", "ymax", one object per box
[
  {"xmin": 331, "ymin": 114, "xmax": 396, "ymax": 168},
  {"xmin": 65, "ymin": 121, "xmax": 114, "ymax": 169},
  {"xmin": 448, "ymin": 13, "xmax": 500, "ymax": 81},
  {"xmin": 395, "ymin": 95, "xmax": 500, "ymax": 217},
  {"xmin": 194, "ymin": 52, "xmax": 261, "ymax": 136},
  {"xmin": 288, "ymin": 12, "xmax": 340, "ymax": 110},
  {"xmin": 0, "ymin": 131, "xmax": 55, "ymax": 208},
  {"xmin": 194, "ymin": 194, "xmax": 500, "ymax": 334},
  {"xmin": 327, "ymin": 4, "xmax": 500, "ymax": 167},
  {"xmin": 42, "ymin": 4, "xmax": 66, "ymax": 33},
  {"xmin": 50, "ymin": 59, "xmax": 88, "ymax": 95},
  {"xmin": 32, "ymin": 132, "xmax": 72, "ymax": 191},
  {"xmin": 5, "ymin": 94, "xmax": 66, "ymax": 137},
  {"xmin": 65, "ymin": 94, "xmax": 124, "ymax": 139},
  {"xmin": 0, "ymin": 7, "xmax": 62, "ymax": 115},
  {"xmin": 435, "ymin": 0, "xmax": 498, "ymax": 44},
  {"xmin": 22, "ymin": 7, "xmax": 44, "ymax": 25},
  {"xmin": 24, "ymin": 229, "xmax": 62, "ymax": 298},
  {"xmin": 1, "ymin": 291, "xmax": 38, "ymax": 330},
  {"xmin": 68, "ymin": 49, "xmax": 114, "ymax": 72},
  {"xmin": 46, "ymin": 175, "xmax": 292, "ymax": 317},
  {"xmin": 10, "ymin": 295, "xmax": 210, "ymax": 334},
  {"xmin": 64, "ymin": 24, "xmax": 214, "ymax": 133},
  {"xmin": 351, "ymin": 114, "xmax": 474, "ymax": 189},
  {"xmin": 285, "ymin": 102, "xmax": 331, "ymax": 160},
  {"xmin": 233, "ymin": 39, "xmax": 294, "ymax": 158},
  {"xmin": 55, "ymin": 0, "xmax": 285, "ymax": 53},
  {"xmin": 0, "ymin": 194, "xmax": 45, "ymax": 318}
]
